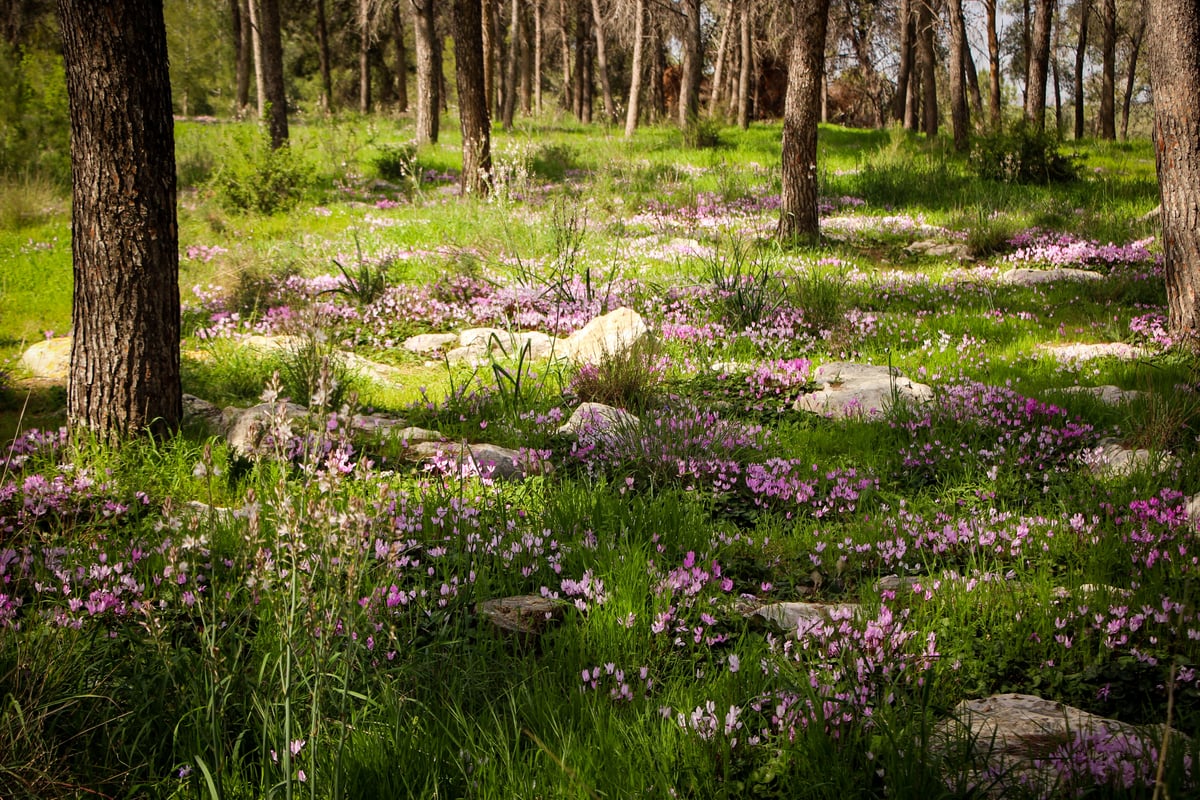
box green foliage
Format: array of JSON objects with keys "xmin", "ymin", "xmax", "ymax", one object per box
[
  {"xmin": 699, "ymin": 237, "xmax": 786, "ymax": 329},
  {"xmin": 0, "ymin": 44, "xmax": 70, "ymax": 181},
  {"xmin": 211, "ymin": 131, "xmax": 316, "ymax": 215},
  {"xmin": 567, "ymin": 340, "xmax": 666, "ymax": 413},
  {"xmin": 529, "ymin": 142, "xmax": 580, "ymax": 181},
  {"xmin": 370, "ymin": 142, "xmax": 418, "ymax": 182},
  {"xmin": 971, "ymin": 124, "xmax": 1081, "ymax": 184},
  {"xmin": 0, "ymin": 172, "xmax": 65, "ymax": 231},
  {"xmin": 274, "ymin": 330, "xmax": 358, "ymax": 409},
  {"xmin": 682, "ymin": 116, "xmax": 723, "ymax": 149}
]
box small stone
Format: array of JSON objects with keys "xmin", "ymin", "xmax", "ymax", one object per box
[
  {"xmin": 997, "ymin": 267, "xmax": 1105, "ymax": 286},
  {"xmin": 1039, "ymin": 342, "xmax": 1146, "ymax": 364},
  {"xmin": 557, "ymin": 402, "xmax": 640, "ymax": 440},
  {"xmin": 410, "ymin": 441, "xmax": 551, "ymax": 480},
  {"xmin": 560, "ymin": 307, "xmax": 652, "ymax": 366},
  {"xmin": 403, "ymin": 333, "xmax": 459, "ymax": 354},
  {"xmin": 794, "ymin": 362, "xmax": 932, "ymax": 419},
  {"xmin": 1056, "ymin": 384, "xmax": 1141, "ymax": 405},
  {"xmin": 476, "ymin": 595, "xmax": 568, "ymax": 637},
  {"xmin": 222, "ymin": 401, "xmax": 308, "ymax": 457},
  {"xmin": 19, "ymin": 337, "xmax": 72, "ymax": 382},
  {"xmin": 750, "ymin": 602, "xmax": 862, "ymax": 635},
  {"xmin": 1082, "ymin": 437, "xmax": 1173, "ymax": 478},
  {"xmin": 906, "ymin": 240, "xmax": 972, "ymax": 261}
]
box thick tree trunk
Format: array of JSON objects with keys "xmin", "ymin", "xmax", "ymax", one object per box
[
  {"xmin": 778, "ymin": 0, "xmax": 831, "ymax": 242},
  {"xmin": 1074, "ymin": 0, "xmax": 1089, "ymax": 139},
  {"xmin": 917, "ymin": 0, "xmax": 937, "ymax": 137},
  {"xmin": 986, "ymin": 0, "xmax": 1001, "ymax": 128},
  {"xmin": 965, "ymin": 36, "xmax": 985, "ymax": 122},
  {"xmin": 454, "ymin": 0, "xmax": 492, "ymax": 196},
  {"xmin": 1148, "ymin": 0, "xmax": 1200, "ymax": 336},
  {"xmin": 708, "ymin": 0, "xmax": 733, "ymax": 118},
  {"xmin": 648, "ymin": 10, "xmax": 664, "ymax": 121},
  {"xmin": 1099, "ymin": 0, "xmax": 1116, "ymax": 138},
  {"xmin": 316, "ymin": 0, "xmax": 334, "ymax": 113},
  {"xmin": 893, "ymin": 0, "xmax": 913, "ymax": 124},
  {"xmin": 737, "ymin": 0, "xmax": 752, "ymax": 129},
  {"xmin": 232, "ymin": 0, "xmax": 252, "ymax": 116},
  {"xmin": 57, "ymin": 0, "xmax": 181, "ymax": 440},
  {"xmin": 1024, "ymin": 0, "xmax": 1054, "ymax": 130},
  {"xmin": 948, "ymin": 0, "xmax": 969, "ymax": 150},
  {"xmin": 259, "ymin": 0, "xmax": 288, "ymax": 147},
  {"xmin": 360, "ymin": 0, "xmax": 373, "ymax": 113},
  {"xmin": 624, "ymin": 0, "xmax": 645, "ymax": 136},
  {"xmin": 394, "ymin": 3, "xmax": 409, "ymax": 111},
  {"xmin": 412, "ymin": 0, "xmax": 440, "ymax": 143},
  {"xmin": 590, "ymin": 0, "xmax": 617, "ymax": 121},
  {"xmin": 533, "ymin": 0, "xmax": 543, "ymax": 113},
  {"xmin": 248, "ymin": 0, "xmax": 265, "ymax": 118},
  {"xmin": 559, "ymin": 0, "xmax": 572, "ymax": 110},
  {"xmin": 1121, "ymin": 8, "xmax": 1145, "ymax": 140},
  {"xmin": 502, "ymin": 0, "xmax": 520, "ymax": 127},
  {"xmin": 482, "ymin": 0, "xmax": 496, "ymax": 115},
  {"xmin": 678, "ymin": 0, "xmax": 702, "ymax": 128}
]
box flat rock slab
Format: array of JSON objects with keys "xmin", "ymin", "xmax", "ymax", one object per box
[
  {"xmin": 1039, "ymin": 342, "xmax": 1146, "ymax": 364},
  {"xmin": 19, "ymin": 337, "xmax": 72, "ymax": 382},
  {"xmin": 1083, "ymin": 437, "xmax": 1174, "ymax": 478},
  {"xmin": 997, "ymin": 267, "xmax": 1105, "ymax": 286},
  {"xmin": 183, "ymin": 394, "xmax": 223, "ymax": 428},
  {"xmin": 794, "ymin": 362, "xmax": 932, "ymax": 418},
  {"xmin": 905, "ymin": 240, "xmax": 972, "ymax": 261},
  {"xmin": 403, "ymin": 333, "xmax": 459, "ymax": 354},
  {"xmin": 476, "ymin": 595, "xmax": 568, "ymax": 637},
  {"xmin": 222, "ymin": 402, "xmax": 310, "ymax": 456},
  {"xmin": 937, "ymin": 693, "xmax": 1181, "ymax": 796},
  {"xmin": 557, "ymin": 402, "xmax": 640, "ymax": 440},
  {"xmin": 751, "ymin": 602, "xmax": 862, "ymax": 635},
  {"xmin": 1056, "ymin": 384, "xmax": 1142, "ymax": 405},
  {"xmin": 560, "ymin": 307, "xmax": 651, "ymax": 366},
  {"xmin": 410, "ymin": 441, "xmax": 552, "ymax": 480}
]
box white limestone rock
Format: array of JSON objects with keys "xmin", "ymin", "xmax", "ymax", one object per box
[{"xmin": 794, "ymin": 362, "xmax": 932, "ymax": 418}]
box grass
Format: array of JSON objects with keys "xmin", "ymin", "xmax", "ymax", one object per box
[{"xmin": 0, "ymin": 113, "xmax": 1195, "ymax": 799}]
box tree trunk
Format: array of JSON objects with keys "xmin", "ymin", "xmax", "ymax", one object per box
[
  {"xmin": 1099, "ymin": 0, "xmax": 1116, "ymax": 138},
  {"xmin": 580, "ymin": 7, "xmax": 593, "ymax": 123},
  {"xmin": 412, "ymin": 0, "xmax": 440, "ymax": 143},
  {"xmin": 893, "ymin": 0, "xmax": 913, "ymax": 124},
  {"xmin": 315, "ymin": 0, "xmax": 334, "ymax": 113},
  {"xmin": 572, "ymin": 0, "xmax": 585, "ymax": 119},
  {"xmin": 1074, "ymin": 0, "xmax": 1089, "ymax": 139},
  {"xmin": 454, "ymin": 0, "xmax": 492, "ymax": 196},
  {"xmin": 502, "ymin": 0, "xmax": 520, "ymax": 127},
  {"xmin": 533, "ymin": 0, "xmax": 543, "ymax": 113},
  {"xmin": 394, "ymin": 2, "xmax": 409, "ymax": 111},
  {"xmin": 624, "ymin": 0, "xmax": 645, "ymax": 136},
  {"xmin": 248, "ymin": 0, "xmax": 265, "ymax": 118},
  {"xmin": 1024, "ymin": 0, "xmax": 1054, "ymax": 130},
  {"xmin": 986, "ymin": 0, "xmax": 1001, "ymax": 128},
  {"xmin": 649, "ymin": 9, "xmax": 665, "ymax": 120},
  {"xmin": 259, "ymin": 0, "xmax": 288, "ymax": 147},
  {"xmin": 778, "ymin": 0, "xmax": 831, "ymax": 242},
  {"xmin": 232, "ymin": 0, "xmax": 252, "ymax": 116},
  {"xmin": 948, "ymin": 0, "xmax": 969, "ymax": 150},
  {"xmin": 1121, "ymin": 5, "xmax": 1145, "ymax": 140},
  {"xmin": 678, "ymin": 0, "xmax": 701, "ymax": 128},
  {"xmin": 917, "ymin": 0, "xmax": 937, "ymax": 137},
  {"xmin": 559, "ymin": 0, "xmax": 572, "ymax": 110},
  {"xmin": 708, "ymin": 0, "xmax": 733, "ymax": 118},
  {"xmin": 737, "ymin": 0, "xmax": 752, "ymax": 129},
  {"xmin": 360, "ymin": 0, "xmax": 373, "ymax": 113},
  {"xmin": 520, "ymin": 0, "xmax": 532, "ymax": 112},
  {"xmin": 482, "ymin": 0, "xmax": 496, "ymax": 115},
  {"xmin": 590, "ymin": 0, "xmax": 617, "ymax": 121},
  {"xmin": 57, "ymin": 0, "xmax": 181, "ymax": 440},
  {"xmin": 1051, "ymin": 13, "xmax": 1062, "ymax": 132},
  {"xmin": 1148, "ymin": 0, "xmax": 1200, "ymax": 337},
  {"xmin": 965, "ymin": 35, "xmax": 985, "ymax": 122}
]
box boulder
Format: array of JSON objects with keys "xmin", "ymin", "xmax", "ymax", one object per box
[
  {"xmin": 222, "ymin": 401, "xmax": 309, "ymax": 457},
  {"xmin": 19, "ymin": 337, "xmax": 72, "ymax": 382},
  {"xmin": 476, "ymin": 595, "xmax": 569, "ymax": 639},
  {"xmin": 410, "ymin": 441, "xmax": 551, "ymax": 480},
  {"xmin": 794, "ymin": 362, "xmax": 932, "ymax": 418},
  {"xmin": 182, "ymin": 394, "xmax": 223, "ymax": 429},
  {"xmin": 403, "ymin": 332, "xmax": 459, "ymax": 354},
  {"xmin": 751, "ymin": 602, "xmax": 862, "ymax": 635},
  {"xmin": 1056, "ymin": 384, "xmax": 1141, "ymax": 405},
  {"xmin": 997, "ymin": 267, "xmax": 1105, "ymax": 286},
  {"xmin": 557, "ymin": 402, "xmax": 640, "ymax": 440},
  {"xmin": 560, "ymin": 308, "xmax": 652, "ymax": 366},
  {"xmin": 1082, "ymin": 437, "xmax": 1173, "ymax": 478},
  {"xmin": 1039, "ymin": 342, "xmax": 1146, "ymax": 364},
  {"xmin": 905, "ymin": 240, "xmax": 972, "ymax": 261}
]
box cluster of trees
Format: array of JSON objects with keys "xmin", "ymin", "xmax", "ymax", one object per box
[{"xmin": 30, "ymin": 0, "xmax": 1200, "ymax": 448}]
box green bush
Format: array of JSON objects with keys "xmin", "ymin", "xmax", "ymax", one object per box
[
  {"xmin": 971, "ymin": 124, "xmax": 1081, "ymax": 184},
  {"xmin": 371, "ymin": 142, "xmax": 417, "ymax": 182},
  {"xmin": 211, "ymin": 131, "xmax": 316, "ymax": 215},
  {"xmin": 0, "ymin": 44, "xmax": 70, "ymax": 181}
]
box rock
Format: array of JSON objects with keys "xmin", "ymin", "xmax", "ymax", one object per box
[
  {"xmin": 794, "ymin": 362, "xmax": 933, "ymax": 418},
  {"xmin": 937, "ymin": 693, "xmax": 1182, "ymax": 796},
  {"xmin": 385, "ymin": 426, "xmax": 445, "ymax": 445},
  {"xmin": 906, "ymin": 240, "xmax": 972, "ymax": 261},
  {"xmin": 237, "ymin": 334, "xmax": 304, "ymax": 353},
  {"xmin": 476, "ymin": 595, "xmax": 568, "ymax": 638},
  {"xmin": 874, "ymin": 574, "xmax": 927, "ymax": 594},
  {"xmin": 458, "ymin": 327, "xmax": 508, "ymax": 349},
  {"xmin": 1039, "ymin": 342, "xmax": 1146, "ymax": 364},
  {"xmin": 445, "ymin": 344, "xmax": 488, "ymax": 365},
  {"xmin": 222, "ymin": 401, "xmax": 308, "ymax": 457},
  {"xmin": 997, "ymin": 267, "xmax": 1105, "ymax": 286},
  {"xmin": 19, "ymin": 337, "xmax": 72, "ymax": 382},
  {"xmin": 347, "ymin": 412, "xmax": 410, "ymax": 436},
  {"xmin": 557, "ymin": 402, "xmax": 640, "ymax": 440},
  {"xmin": 1082, "ymin": 437, "xmax": 1173, "ymax": 478},
  {"xmin": 411, "ymin": 441, "xmax": 552, "ymax": 480},
  {"xmin": 560, "ymin": 307, "xmax": 652, "ymax": 366},
  {"xmin": 1056, "ymin": 384, "xmax": 1141, "ymax": 405},
  {"xmin": 751, "ymin": 602, "xmax": 862, "ymax": 635},
  {"xmin": 182, "ymin": 394, "xmax": 223, "ymax": 429},
  {"xmin": 340, "ymin": 352, "xmax": 406, "ymax": 385},
  {"xmin": 1188, "ymin": 493, "xmax": 1200, "ymax": 527},
  {"xmin": 403, "ymin": 333, "xmax": 459, "ymax": 354}
]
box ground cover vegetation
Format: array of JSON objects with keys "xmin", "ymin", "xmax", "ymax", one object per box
[{"xmin": 2, "ymin": 108, "xmax": 1198, "ymax": 798}]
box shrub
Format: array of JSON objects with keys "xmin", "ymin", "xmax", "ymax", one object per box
[
  {"xmin": 212, "ymin": 132, "xmax": 316, "ymax": 214},
  {"xmin": 0, "ymin": 44, "xmax": 70, "ymax": 181},
  {"xmin": 529, "ymin": 142, "xmax": 579, "ymax": 181},
  {"xmin": 274, "ymin": 329, "xmax": 359, "ymax": 409},
  {"xmin": 567, "ymin": 341, "xmax": 667, "ymax": 413},
  {"xmin": 699, "ymin": 238, "xmax": 787, "ymax": 330},
  {"xmin": 682, "ymin": 116, "xmax": 723, "ymax": 149},
  {"xmin": 371, "ymin": 142, "xmax": 417, "ymax": 182},
  {"xmin": 971, "ymin": 124, "xmax": 1080, "ymax": 184}
]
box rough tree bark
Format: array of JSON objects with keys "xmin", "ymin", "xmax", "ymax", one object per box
[
  {"xmin": 533, "ymin": 0, "xmax": 543, "ymax": 113},
  {"xmin": 917, "ymin": 0, "xmax": 937, "ymax": 136},
  {"xmin": 590, "ymin": 0, "xmax": 617, "ymax": 121},
  {"xmin": 1099, "ymin": 0, "xmax": 1116, "ymax": 138},
  {"xmin": 986, "ymin": 0, "xmax": 1001, "ymax": 128},
  {"xmin": 1148, "ymin": 0, "xmax": 1200, "ymax": 337},
  {"xmin": 1120, "ymin": 4, "xmax": 1145, "ymax": 140},
  {"xmin": 316, "ymin": 0, "xmax": 334, "ymax": 113},
  {"xmin": 1024, "ymin": 0, "xmax": 1055, "ymax": 130},
  {"xmin": 708, "ymin": 0, "xmax": 733, "ymax": 118},
  {"xmin": 678, "ymin": 0, "xmax": 702, "ymax": 128},
  {"xmin": 360, "ymin": 0, "xmax": 373, "ymax": 113},
  {"xmin": 648, "ymin": 8, "xmax": 665, "ymax": 120},
  {"xmin": 559, "ymin": 0, "xmax": 573, "ymax": 110},
  {"xmin": 454, "ymin": 0, "xmax": 492, "ymax": 195},
  {"xmin": 259, "ymin": 0, "xmax": 288, "ymax": 147},
  {"xmin": 502, "ymin": 0, "xmax": 520, "ymax": 127},
  {"xmin": 948, "ymin": 0, "xmax": 969, "ymax": 150},
  {"xmin": 737, "ymin": 0, "xmax": 752, "ymax": 129},
  {"xmin": 57, "ymin": 0, "xmax": 181, "ymax": 440},
  {"xmin": 412, "ymin": 0, "xmax": 440, "ymax": 143},
  {"xmin": 393, "ymin": 2, "xmax": 409, "ymax": 111},
  {"xmin": 893, "ymin": 0, "xmax": 913, "ymax": 124},
  {"xmin": 778, "ymin": 0, "xmax": 831, "ymax": 242},
  {"xmin": 1074, "ymin": 0, "xmax": 1089, "ymax": 139},
  {"xmin": 624, "ymin": 0, "xmax": 645, "ymax": 136}
]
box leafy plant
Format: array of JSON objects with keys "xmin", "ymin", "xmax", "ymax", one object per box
[
  {"xmin": 323, "ymin": 235, "xmax": 392, "ymax": 307},
  {"xmin": 971, "ymin": 124, "xmax": 1081, "ymax": 184},
  {"xmin": 699, "ymin": 237, "xmax": 787, "ymax": 329},
  {"xmin": 567, "ymin": 340, "xmax": 666, "ymax": 413},
  {"xmin": 212, "ymin": 131, "xmax": 316, "ymax": 214},
  {"xmin": 274, "ymin": 328, "xmax": 358, "ymax": 409}
]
